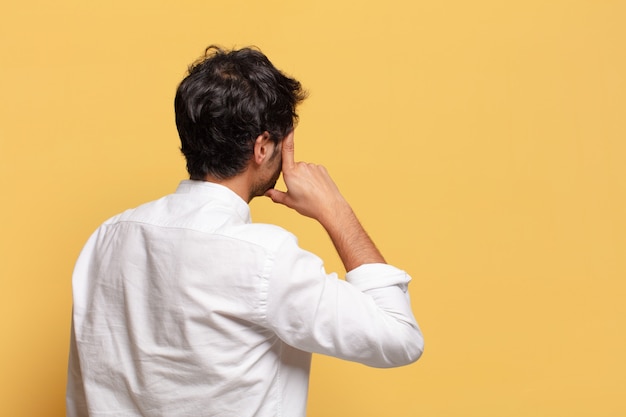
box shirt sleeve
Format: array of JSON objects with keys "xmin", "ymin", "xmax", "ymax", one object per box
[{"xmin": 264, "ymin": 235, "xmax": 424, "ymax": 368}]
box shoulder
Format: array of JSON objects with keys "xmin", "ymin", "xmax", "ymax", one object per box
[{"xmin": 102, "ymin": 195, "xmax": 170, "ymax": 225}]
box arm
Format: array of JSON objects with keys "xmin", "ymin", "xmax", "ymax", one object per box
[
  {"xmin": 265, "ymin": 131, "xmax": 423, "ymax": 366},
  {"xmin": 265, "ymin": 238, "xmax": 423, "ymax": 367},
  {"xmin": 265, "ymin": 131, "xmax": 385, "ymax": 272}
]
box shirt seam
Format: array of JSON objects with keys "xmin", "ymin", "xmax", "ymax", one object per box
[{"xmin": 104, "ymin": 219, "xmax": 286, "ymax": 251}]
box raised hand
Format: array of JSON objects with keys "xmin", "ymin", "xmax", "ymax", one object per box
[
  {"xmin": 265, "ymin": 131, "xmax": 385, "ymax": 271},
  {"xmin": 265, "ymin": 131, "xmax": 348, "ymax": 226}
]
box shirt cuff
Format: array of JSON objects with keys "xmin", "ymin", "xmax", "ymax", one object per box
[{"xmin": 345, "ymin": 263, "xmax": 411, "ymax": 292}]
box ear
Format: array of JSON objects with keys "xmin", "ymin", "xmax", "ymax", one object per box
[{"xmin": 253, "ymin": 131, "xmax": 273, "ymax": 165}]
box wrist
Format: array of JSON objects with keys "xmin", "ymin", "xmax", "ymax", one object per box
[{"xmin": 318, "ymin": 198, "xmax": 353, "ymax": 231}]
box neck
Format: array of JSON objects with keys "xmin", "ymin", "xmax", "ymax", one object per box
[{"xmin": 200, "ymin": 173, "xmax": 253, "ymax": 203}]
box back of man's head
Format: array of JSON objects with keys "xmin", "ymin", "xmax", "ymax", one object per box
[{"xmin": 175, "ymin": 46, "xmax": 307, "ymax": 180}]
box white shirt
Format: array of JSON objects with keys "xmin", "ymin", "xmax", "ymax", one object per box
[{"xmin": 67, "ymin": 180, "xmax": 423, "ymax": 417}]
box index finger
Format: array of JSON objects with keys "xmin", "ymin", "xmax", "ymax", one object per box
[{"xmin": 281, "ymin": 130, "xmax": 296, "ymax": 171}]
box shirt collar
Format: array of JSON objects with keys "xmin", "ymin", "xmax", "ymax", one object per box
[{"xmin": 175, "ymin": 180, "xmax": 251, "ymax": 223}]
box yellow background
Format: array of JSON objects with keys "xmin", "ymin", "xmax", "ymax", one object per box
[{"xmin": 1, "ymin": 1, "xmax": 624, "ymax": 416}]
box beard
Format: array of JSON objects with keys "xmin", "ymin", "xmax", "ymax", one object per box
[{"xmin": 249, "ymin": 153, "xmax": 282, "ymax": 200}]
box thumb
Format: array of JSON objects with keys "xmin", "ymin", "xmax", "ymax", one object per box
[{"xmin": 264, "ymin": 188, "xmax": 289, "ymax": 206}]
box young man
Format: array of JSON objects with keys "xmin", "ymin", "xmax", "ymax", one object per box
[{"xmin": 67, "ymin": 46, "xmax": 423, "ymax": 417}]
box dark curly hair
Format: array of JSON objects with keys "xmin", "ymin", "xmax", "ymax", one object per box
[{"xmin": 174, "ymin": 46, "xmax": 307, "ymax": 180}]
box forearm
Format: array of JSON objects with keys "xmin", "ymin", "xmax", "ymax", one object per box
[{"xmin": 319, "ymin": 201, "xmax": 386, "ymax": 272}]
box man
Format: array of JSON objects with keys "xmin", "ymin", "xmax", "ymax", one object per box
[{"xmin": 67, "ymin": 46, "xmax": 424, "ymax": 417}]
